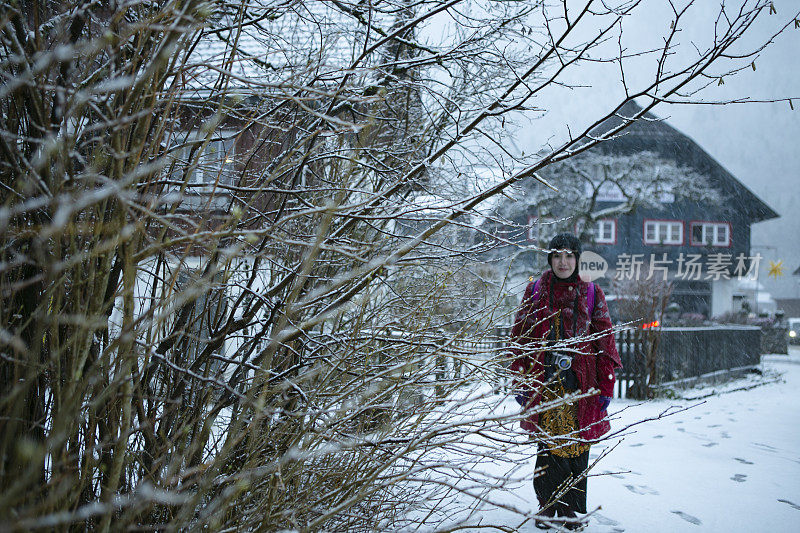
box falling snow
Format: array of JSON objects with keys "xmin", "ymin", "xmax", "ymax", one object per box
[{"xmin": 430, "ymin": 348, "xmax": 800, "ymax": 532}]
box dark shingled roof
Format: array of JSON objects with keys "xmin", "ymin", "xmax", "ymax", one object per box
[{"xmin": 589, "ymin": 100, "xmax": 779, "ymax": 223}]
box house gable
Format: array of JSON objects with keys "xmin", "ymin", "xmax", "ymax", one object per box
[{"xmin": 590, "ymin": 100, "xmax": 778, "ymax": 224}]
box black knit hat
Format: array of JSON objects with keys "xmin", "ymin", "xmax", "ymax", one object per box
[{"xmin": 547, "ymin": 233, "xmax": 582, "ymax": 267}]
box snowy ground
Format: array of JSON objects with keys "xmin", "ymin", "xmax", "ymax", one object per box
[{"xmin": 458, "ymin": 346, "xmax": 800, "ymax": 532}]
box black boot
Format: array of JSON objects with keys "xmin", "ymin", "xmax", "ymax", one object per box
[
  {"xmin": 535, "ymin": 505, "xmax": 556, "ymax": 530},
  {"xmin": 557, "ymin": 504, "xmax": 585, "ymax": 531}
]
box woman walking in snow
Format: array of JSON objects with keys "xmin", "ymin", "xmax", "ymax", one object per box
[{"xmin": 509, "ymin": 233, "xmax": 622, "ymax": 530}]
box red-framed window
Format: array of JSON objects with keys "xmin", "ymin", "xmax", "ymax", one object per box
[
  {"xmin": 690, "ymin": 221, "xmax": 731, "ymax": 247},
  {"xmin": 643, "ymin": 219, "xmax": 683, "ymax": 245},
  {"xmin": 593, "ymin": 219, "xmax": 616, "ymax": 244},
  {"xmin": 576, "ymin": 219, "xmax": 617, "ymax": 244}
]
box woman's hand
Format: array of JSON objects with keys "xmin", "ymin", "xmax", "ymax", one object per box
[
  {"xmin": 598, "ymin": 395, "xmax": 612, "ymax": 411},
  {"xmin": 515, "ymin": 390, "xmax": 532, "ymax": 407}
]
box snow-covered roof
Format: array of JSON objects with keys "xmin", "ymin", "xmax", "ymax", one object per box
[
  {"xmin": 736, "ymin": 278, "xmax": 768, "ymax": 292},
  {"xmin": 589, "ymin": 101, "xmax": 779, "ymax": 223},
  {"xmin": 180, "ymin": 2, "xmax": 394, "ymax": 94}
]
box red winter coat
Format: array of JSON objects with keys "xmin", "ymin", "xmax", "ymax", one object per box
[{"xmin": 509, "ymin": 270, "xmax": 622, "ymax": 441}]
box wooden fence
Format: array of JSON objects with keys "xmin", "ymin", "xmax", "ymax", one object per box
[
  {"xmin": 614, "ymin": 326, "xmax": 761, "ymax": 398},
  {"xmin": 488, "ymin": 325, "xmax": 762, "ymax": 399}
]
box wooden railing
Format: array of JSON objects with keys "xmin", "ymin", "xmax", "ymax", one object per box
[
  {"xmin": 491, "ymin": 325, "xmax": 762, "ymax": 399},
  {"xmin": 614, "ymin": 326, "xmax": 762, "ymax": 398}
]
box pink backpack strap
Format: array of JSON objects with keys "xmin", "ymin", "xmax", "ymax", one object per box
[{"xmin": 532, "ymin": 278, "xmax": 542, "ymax": 303}]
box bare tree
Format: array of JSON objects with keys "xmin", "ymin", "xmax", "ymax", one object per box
[
  {"xmin": 486, "ymin": 148, "xmax": 721, "ymax": 280},
  {"xmin": 536, "ymin": 150, "xmax": 719, "ymax": 239},
  {"xmin": 612, "ymin": 272, "xmax": 674, "ymax": 399},
  {"xmin": 0, "ymin": 0, "xmax": 795, "ymax": 530}
]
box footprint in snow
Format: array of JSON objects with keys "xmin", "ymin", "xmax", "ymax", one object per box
[
  {"xmin": 702, "ymin": 442, "xmax": 718, "ymax": 448},
  {"xmin": 671, "ymin": 510, "xmax": 702, "ymax": 525},
  {"xmin": 629, "ymin": 443, "xmax": 644, "ymax": 447},
  {"xmin": 734, "ymin": 457, "xmax": 754, "ymax": 465},
  {"xmin": 653, "ymin": 434, "xmax": 664, "ymax": 439},
  {"xmin": 707, "ymin": 424, "xmax": 721, "ymax": 428},
  {"xmin": 677, "ymin": 427, "xmax": 686, "ymax": 433},
  {"xmin": 594, "ymin": 513, "xmax": 619, "ymax": 526},
  {"xmin": 778, "ymin": 499, "xmax": 800, "ymax": 511},
  {"xmin": 753, "ymin": 442, "xmax": 778, "ymax": 453},
  {"xmin": 624, "ymin": 484, "xmax": 659, "ymax": 495},
  {"xmin": 720, "ymin": 431, "xmax": 731, "ymax": 439},
  {"xmin": 731, "ymin": 474, "xmax": 747, "ymax": 482}
]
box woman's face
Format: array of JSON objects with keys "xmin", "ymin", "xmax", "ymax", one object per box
[{"xmin": 551, "ymin": 251, "xmax": 577, "ymax": 279}]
